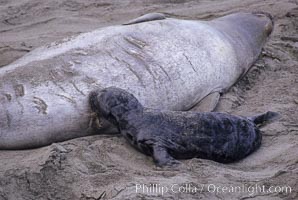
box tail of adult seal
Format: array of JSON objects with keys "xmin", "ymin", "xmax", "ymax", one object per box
[{"xmin": 248, "ymin": 111, "xmax": 281, "ymax": 127}]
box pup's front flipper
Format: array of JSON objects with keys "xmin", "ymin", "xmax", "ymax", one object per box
[{"xmin": 152, "ymin": 144, "xmax": 181, "ymax": 167}]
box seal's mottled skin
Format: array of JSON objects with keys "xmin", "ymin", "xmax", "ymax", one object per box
[
  {"xmin": 90, "ymin": 87, "xmax": 279, "ymax": 166},
  {"xmin": 0, "ymin": 12, "xmax": 273, "ymax": 149}
]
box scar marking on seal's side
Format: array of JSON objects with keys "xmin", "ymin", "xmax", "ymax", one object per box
[
  {"xmin": 73, "ymin": 60, "xmax": 81, "ymax": 64},
  {"xmin": 61, "ymin": 68, "xmax": 76, "ymax": 76},
  {"xmin": 119, "ymin": 42, "xmax": 171, "ymax": 82},
  {"xmin": 106, "ymin": 50, "xmax": 145, "ymax": 86},
  {"xmin": 49, "ymin": 70, "xmax": 67, "ymax": 92},
  {"xmin": 120, "ymin": 47, "xmax": 157, "ymax": 84},
  {"xmin": 125, "ymin": 64, "xmax": 145, "ymax": 86},
  {"xmin": 155, "ymin": 63, "xmax": 172, "ymax": 81},
  {"xmin": 4, "ymin": 93, "xmax": 12, "ymax": 101},
  {"xmin": 16, "ymin": 99, "xmax": 24, "ymax": 114},
  {"xmin": 55, "ymin": 94, "xmax": 76, "ymax": 104},
  {"xmin": 33, "ymin": 97, "xmax": 48, "ymax": 115},
  {"xmin": 14, "ymin": 84, "xmax": 25, "ymax": 97},
  {"xmin": 71, "ymin": 81, "xmax": 85, "ymax": 96},
  {"xmin": 120, "ymin": 58, "xmax": 145, "ymax": 86},
  {"xmin": 49, "ymin": 70, "xmax": 56, "ymax": 80},
  {"xmin": 83, "ymin": 76, "xmax": 97, "ymax": 84},
  {"xmin": 74, "ymin": 49, "xmax": 88, "ymax": 56},
  {"xmin": 67, "ymin": 61, "xmax": 75, "ymax": 68},
  {"xmin": 124, "ymin": 36, "xmax": 147, "ymax": 49},
  {"xmin": 54, "ymin": 82, "xmax": 66, "ymax": 92},
  {"xmin": 6, "ymin": 111, "xmax": 11, "ymax": 128},
  {"xmin": 134, "ymin": 56, "xmax": 157, "ymax": 83},
  {"xmin": 183, "ymin": 53, "xmax": 197, "ymax": 72}
]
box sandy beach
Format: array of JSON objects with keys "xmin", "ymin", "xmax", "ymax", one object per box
[{"xmin": 0, "ymin": 0, "xmax": 297, "ymax": 199}]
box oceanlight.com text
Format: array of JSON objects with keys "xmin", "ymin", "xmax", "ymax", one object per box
[{"xmin": 135, "ymin": 183, "xmax": 292, "ymax": 196}]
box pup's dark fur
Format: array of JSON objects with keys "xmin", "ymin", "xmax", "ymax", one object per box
[{"xmin": 89, "ymin": 87, "xmax": 279, "ymax": 167}]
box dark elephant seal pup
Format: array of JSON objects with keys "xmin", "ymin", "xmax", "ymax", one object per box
[{"xmin": 90, "ymin": 87, "xmax": 280, "ymax": 167}]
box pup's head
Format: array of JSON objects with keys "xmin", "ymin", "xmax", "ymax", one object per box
[{"xmin": 89, "ymin": 87, "xmax": 143, "ymax": 125}]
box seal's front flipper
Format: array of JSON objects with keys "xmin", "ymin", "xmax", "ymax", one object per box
[
  {"xmin": 190, "ymin": 92, "xmax": 220, "ymax": 112},
  {"xmin": 248, "ymin": 111, "xmax": 281, "ymax": 127},
  {"xmin": 89, "ymin": 89, "xmax": 102, "ymax": 112},
  {"xmin": 152, "ymin": 145, "xmax": 180, "ymax": 167},
  {"xmin": 122, "ymin": 13, "xmax": 166, "ymax": 25}
]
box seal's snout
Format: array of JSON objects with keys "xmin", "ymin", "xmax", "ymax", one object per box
[{"xmin": 252, "ymin": 11, "xmax": 274, "ymax": 36}]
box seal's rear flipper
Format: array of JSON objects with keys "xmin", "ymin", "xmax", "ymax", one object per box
[
  {"xmin": 189, "ymin": 92, "xmax": 220, "ymax": 112},
  {"xmin": 122, "ymin": 13, "xmax": 166, "ymax": 25},
  {"xmin": 248, "ymin": 111, "xmax": 281, "ymax": 127}
]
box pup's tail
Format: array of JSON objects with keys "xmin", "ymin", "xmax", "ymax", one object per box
[{"xmin": 248, "ymin": 111, "xmax": 281, "ymax": 127}]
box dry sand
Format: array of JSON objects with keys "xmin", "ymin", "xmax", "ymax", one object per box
[{"xmin": 0, "ymin": 0, "xmax": 297, "ymax": 199}]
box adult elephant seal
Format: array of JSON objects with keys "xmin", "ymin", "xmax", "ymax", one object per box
[
  {"xmin": 0, "ymin": 12, "xmax": 273, "ymax": 149},
  {"xmin": 90, "ymin": 87, "xmax": 280, "ymax": 166}
]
